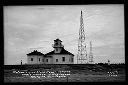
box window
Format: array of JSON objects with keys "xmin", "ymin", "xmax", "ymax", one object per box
[
  {"xmin": 55, "ymin": 42, "xmax": 58, "ymax": 45},
  {"xmin": 39, "ymin": 58, "xmax": 40, "ymax": 61},
  {"xmin": 71, "ymin": 58, "xmax": 73, "ymax": 62},
  {"xmin": 31, "ymin": 58, "xmax": 33, "ymax": 61},
  {"xmin": 62, "ymin": 57, "xmax": 65, "ymax": 62},
  {"xmin": 42, "ymin": 59, "xmax": 44, "ymax": 62},
  {"xmin": 56, "ymin": 59, "xmax": 58, "ymax": 62},
  {"xmin": 46, "ymin": 59, "xmax": 48, "ymax": 62},
  {"xmin": 56, "ymin": 48, "xmax": 58, "ymax": 51}
]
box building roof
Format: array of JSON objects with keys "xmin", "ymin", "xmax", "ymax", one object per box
[
  {"xmin": 45, "ymin": 48, "xmax": 74, "ymax": 56},
  {"xmin": 54, "ymin": 38, "xmax": 62, "ymax": 42},
  {"xmin": 27, "ymin": 50, "xmax": 44, "ymax": 56}
]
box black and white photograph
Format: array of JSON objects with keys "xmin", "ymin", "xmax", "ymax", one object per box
[{"xmin": 4, "ymin": 5, "xmax": 125, "ymax": 82}]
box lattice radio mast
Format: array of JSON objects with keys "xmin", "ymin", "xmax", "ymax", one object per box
[
  {"xmin": 77, "ymin": 11, "xmax": 87, "ymax": 64},
  {"xmin": 89, "ymin": 41, "xmax": 94, "ymax": 64}
]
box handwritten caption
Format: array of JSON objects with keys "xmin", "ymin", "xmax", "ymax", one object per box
[
  {"xmin": 13, "ymin": 70, "xmax": 71, "ymax": 78},
  {"xmin": 107, "ymin": 71, "xmax": 118, "ymax": 76}
]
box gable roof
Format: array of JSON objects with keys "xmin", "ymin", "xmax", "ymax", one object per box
[
  {"xmin": 45, "ymin": 48, "xmax": 74, "ymax": 56},
  {"xmin": 27, "ymin": 50, "xmax": 44, "ymax": 56}
]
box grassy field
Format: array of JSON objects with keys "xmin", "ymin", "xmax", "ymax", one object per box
[{"xmin": 4, "ymin": 64, "xmax": 125, "ymax": 82}]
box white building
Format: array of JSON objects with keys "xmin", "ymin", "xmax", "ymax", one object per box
[{"xmin": 27, "ymin": 38, "xmax": 74, "ymax": 64}]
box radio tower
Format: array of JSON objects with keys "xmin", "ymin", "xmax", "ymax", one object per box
[
  {"xmin": 77, "ymin": 11, "xmax": 87, "ymax": 64},
  {"xmin": 89, "ymin": 41, "xmax": 93, "ymax": 64}
]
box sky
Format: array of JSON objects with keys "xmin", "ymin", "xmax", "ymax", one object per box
[{"xmin": 4, "ymin": 5, "xmax": 124, "ymax": 65}]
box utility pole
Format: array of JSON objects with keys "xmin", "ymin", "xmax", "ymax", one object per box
[
  {"xmin": 77, "ymin": 11, "xmax": 87, "ymax": 64},
  {"xmin": 89, "ymin": 41, "xmax": 93, "ymax": 64}
]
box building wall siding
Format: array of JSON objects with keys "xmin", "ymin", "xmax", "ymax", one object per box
[
  {"xmin": 27, "ymin": 55, "xmax": 44, "ymax": 64},
  {"xmin": 27, "ymin": 54, "xmax": 74, "ymax": 64},
  {"xmin": 52, "ymin": 54, "xmax": 74, "ymax": 64},
  {"xmin": 44, "ymin": 57, "xmax": 53, "ymax": 64}
]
